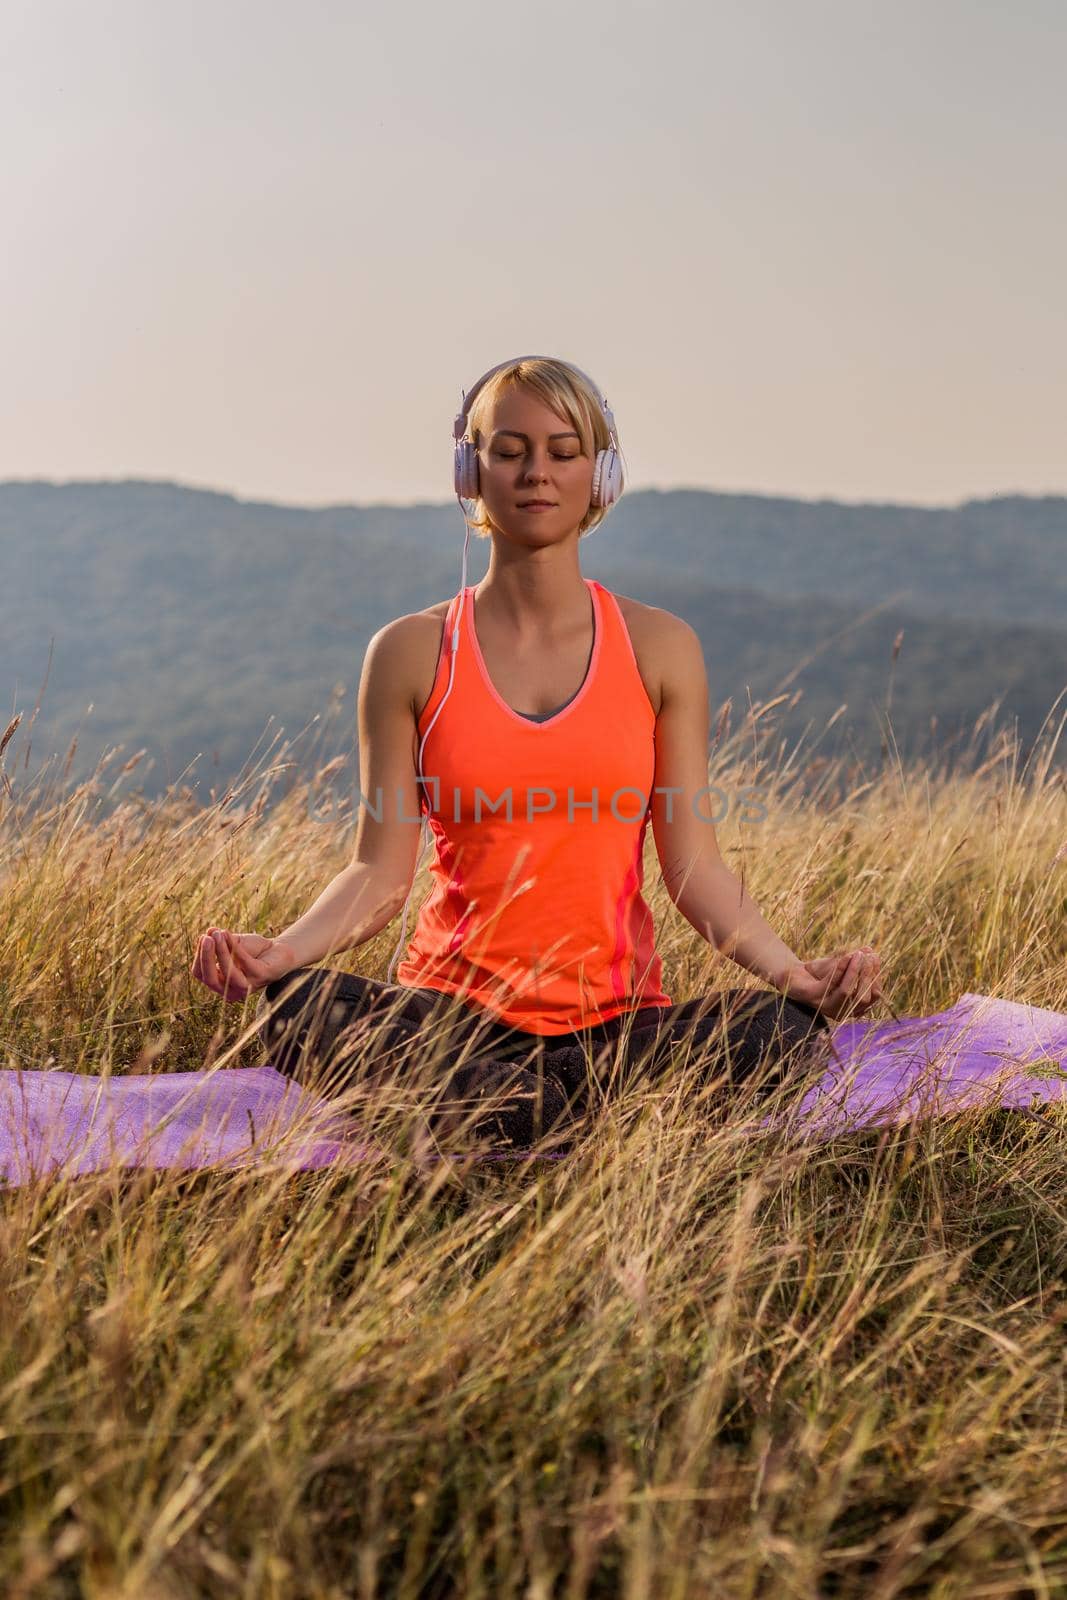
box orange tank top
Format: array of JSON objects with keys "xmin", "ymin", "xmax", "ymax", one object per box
[{"xmin": 395, "ymin": 578, "xmax": 673, "ymax": 1035}]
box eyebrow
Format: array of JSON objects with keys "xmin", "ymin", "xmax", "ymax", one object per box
[{"xmin": 491, "ymin": 429, "xmax": 581, "ymax": 442}]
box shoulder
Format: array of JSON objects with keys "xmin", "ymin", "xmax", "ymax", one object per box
[
  {"xmin": 365, "ymin": 600, "xmax": 452, "ymax": 718},
  {"xmin": 609, "ymin": 591, "xmax": 704, "ymax": 716},
  {"xmin": 612, "ymin": 591, "xmax": 699, "ymax": 651}
]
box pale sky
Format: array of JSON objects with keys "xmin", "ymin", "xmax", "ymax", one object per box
[{"xmin": 1, "ymin": 0, "xmax": 1064, "ymax": 507}]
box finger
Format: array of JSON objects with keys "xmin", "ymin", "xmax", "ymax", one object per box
[
  {"xmin": 219, "ymin": 933, "xmax": 255, "ymax": 998},
  {"xmin": 825, "ymin": 957, "xmax": 853, "ymax": 994},
  {"xmin": 855, "ymin": 959, "xmax": 877, "ymax": 1003},
  {"xmin": 203, "ymin": 931, "xmax": 230, "ymax": 997},
  {"xmin": 213, "ymin": 930, "xmax": 249, "ymax": 1001},
  {"xmin": 237, "ymin": 942, "xmax": 273, "ymax": 979},
  {"xmin": 197, "ymin": 932, "xmax": 242, "ymax": 999},
  {"xmin": 226, "ymin": 939, "xmax": 262, "ymax": 979},
  {"xmin": 202, "ymin": 934, "xmax": 231, "ymax": 985},
  {"xmin": 842, "ymin": 952, "xmax": 864, "ymax": 994},
  {"xmin": 831, "ymin": 953, "xmax": 870, "ymax": 1004},
  {"xmin": 863, "ymin": 960, "xmax": 886, "ymax": 1005},
  {"xmin": 194, "ymin": 933, "xmax": 224, "ymax": 994},
  {"xmin": 856, "ymin": 950, "xmax": 877, "ymax": 980},
  {"xmin": 831, "ymin": 955, "xmax": 853, "ymax": 990},
  {"xmin": 228, "ymin": 944, "xmax": 269, "ymax": 990}
]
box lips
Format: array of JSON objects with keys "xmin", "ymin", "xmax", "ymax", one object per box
[{"xmin": 518, "ymin": 501, "xmax": 557, "ymax": 508}]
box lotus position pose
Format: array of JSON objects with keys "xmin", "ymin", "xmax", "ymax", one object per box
[{"xmin": 191, "ymin": 356, "xmax": 884, "ymax": 1148}]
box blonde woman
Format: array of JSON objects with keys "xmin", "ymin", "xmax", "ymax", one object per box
[{"xmin": 191, "ymin": 356, "xmax": 883, "ymax": 1148}]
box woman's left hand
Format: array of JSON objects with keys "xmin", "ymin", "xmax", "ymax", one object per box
[{"xmin": 781, "ymin": 945, "xmax": 884, "ymax": 1023}]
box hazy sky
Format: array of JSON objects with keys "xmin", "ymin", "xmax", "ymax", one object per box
[{"xmin": 2, "ymin": 0, "xmax": 1064, "ymax": 507}]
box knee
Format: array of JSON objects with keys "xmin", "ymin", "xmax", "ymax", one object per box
[
  {"xmin": 254, "ymin": 968, "xmax": 315, "ymax": 1045},
  {"xmin": 253, "ymin": 987, "xmax": 274, "ymax": 1041},
  {"xmin": 430, "ymin": 1059, "xmax": 575, "ymax": 1149},
  {"xmin": 254, "ymin": 988, "xmax": 290, "ymax": 1053},
  {"xmin": 781, "ymin": 996, "xmax": 828, "ymax": 1039},
  {"xmin": 262, "ymin": 966, "xmax": 314, "ymax": 1004}
]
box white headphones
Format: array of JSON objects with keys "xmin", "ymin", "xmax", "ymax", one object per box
[
  {"xmin": 452, "ymin": 355, "xmax": 625, "ymax": 508},
  {"xmin": 385, "ymin": 356, "xmax": 626, "ymax": 982}
]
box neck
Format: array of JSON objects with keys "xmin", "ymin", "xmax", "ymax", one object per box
[{"xmin": 475, "ymin": 550, "xmax": 589, "ymax": 631}]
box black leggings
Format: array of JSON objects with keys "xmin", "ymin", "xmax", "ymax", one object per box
[{"xmin": 254, "ymin": 968, "xmax": 834, "ymax": 1150}]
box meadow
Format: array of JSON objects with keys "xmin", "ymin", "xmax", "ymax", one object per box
[{"xmin": 2, "ymin": 694, "xmax": 1066, "ymax": 1599}]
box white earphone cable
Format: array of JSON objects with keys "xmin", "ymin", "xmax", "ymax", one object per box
[
  {"xmin": 384, "ymin": 362, "xmax": 619, "ymax": 987},
  {"xmin": 385, "ymin": 499, "xmax": 472, "ymax": 982}
]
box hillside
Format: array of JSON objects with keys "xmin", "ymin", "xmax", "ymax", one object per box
[{"xmin": 3, "ymin": 480, "xmax": 1065, "ymax": 809}]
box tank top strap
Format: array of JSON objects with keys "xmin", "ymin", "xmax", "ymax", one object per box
[
  {"xmin": 416, "ymin": 589, "xmax": 467, "ymax": 740},
  {"xmin": 586, "ymin": 579, "xmax": 654, "ymax": 723}
]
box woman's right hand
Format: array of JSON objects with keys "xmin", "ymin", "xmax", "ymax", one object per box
[{"xmin": 191, "ymin": 929, "xmax": 300, "ymax": 1004}]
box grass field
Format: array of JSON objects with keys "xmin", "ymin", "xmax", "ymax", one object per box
[{"xmin": 2, "ymin": 696, "xmax": 1066, "ymax": 1598}]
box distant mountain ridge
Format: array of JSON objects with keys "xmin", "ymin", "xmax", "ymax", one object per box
[{"xmin": 3, "ymin": 479, "xmax": 1065, "ymax": 808}]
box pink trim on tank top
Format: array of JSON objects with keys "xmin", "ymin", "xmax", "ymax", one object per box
[{"xmin": 465, "ymin": 578, "xmax": 603, "ymax": 731}]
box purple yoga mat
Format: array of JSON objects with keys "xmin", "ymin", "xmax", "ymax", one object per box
[
  {"xmin": 758, "ymin": 992, "xmax": 1067, "ymax": 1138},
  {"xmin": 1, "ymin": 994, "xmax": 1064, "ymax": 1186}
]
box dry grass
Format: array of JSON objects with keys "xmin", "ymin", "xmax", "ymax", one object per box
[{"xmin": 1, "ymin": 687, "xmax": 1066, "ymax": 1599}]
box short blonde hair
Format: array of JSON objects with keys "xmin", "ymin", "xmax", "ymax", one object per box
[{"xmin": 462, "ymin": 356, "xmax": 624, "ymax": 541}]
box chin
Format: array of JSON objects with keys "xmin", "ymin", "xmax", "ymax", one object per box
[{"xmin": 496, "ymin": 514, "xmax": 580, "ymax": 543}]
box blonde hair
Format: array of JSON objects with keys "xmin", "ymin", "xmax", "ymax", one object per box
[{"xmin": 462, "ymin": 356, "xmax": 624, "ymax": 541}]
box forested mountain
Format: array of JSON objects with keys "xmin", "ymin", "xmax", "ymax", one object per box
[{"xmin": 3, "ymin": 480, "xmax": 1064, "ymax": 815}]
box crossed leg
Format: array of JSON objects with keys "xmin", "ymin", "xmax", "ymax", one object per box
[
  {"xmin": 254, "ymin": 967, "xmax": 577, "ymax": 1148},
  {"xmin": 254, "ymin": 970, "xmax": 833, "ymax": 1149}
]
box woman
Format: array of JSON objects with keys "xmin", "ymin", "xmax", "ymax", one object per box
[{"xmin": 191, "ymin": 356, "xmax": 884, "ymax": 1148}]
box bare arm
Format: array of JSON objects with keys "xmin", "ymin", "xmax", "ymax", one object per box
[
  {"xmin": 650, "ymin": 615, "xmax": 801, "ymax": 991},
  {"xmin": 271, "ymin": 862, "xmax": 408, "ymax": 971},
  {"xmin": 273, "ymin": 618, "xmax": 426, "ymax": 969}
]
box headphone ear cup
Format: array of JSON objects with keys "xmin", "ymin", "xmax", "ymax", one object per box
[
  {"xmin": 454, "ymin": 438, "xmax": 479, "ymax": 501},
  {"xmin": 591, "ymin": 445, "xmax": 624, "ymax": 508}
]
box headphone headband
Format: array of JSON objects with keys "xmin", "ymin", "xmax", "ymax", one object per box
[{"xmin": 452, "ymin": 355, "xmax": 617, "ymax": 442}]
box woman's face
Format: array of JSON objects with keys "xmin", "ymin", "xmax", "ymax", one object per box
[{"xmin": 476, "ymin": 383, "xmax": 595, "ymax": 543}]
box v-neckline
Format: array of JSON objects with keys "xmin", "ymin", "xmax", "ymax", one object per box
[{"xmin": 465, "ymin": 579, "xmax": 602, "ymax": 731}]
